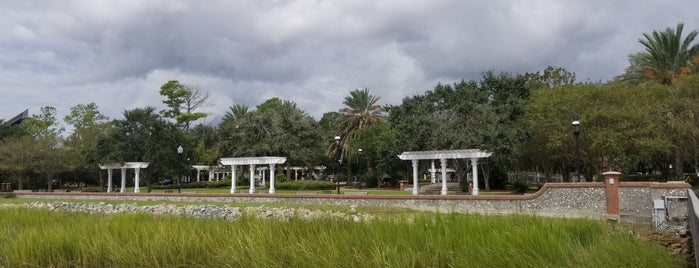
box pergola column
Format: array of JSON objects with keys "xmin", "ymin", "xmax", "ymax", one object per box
[
  {"xmin": 430, "ymin": 160, "xmax": 436, "ymax": 183},
  {"xmin": 107, "ymin": 169, "xmax": 113, "ymax": 193},
  {"xmin": 230, "ymin": 165, "xmax": 237, "ymax": 193},
  {"xmin": 196, "ymin": 169, "xmax": 201, "ymax": 182},
  {"xmin": 471, "ymin": 158, "xmax": 479, "ymax": 196},
  {"xmin": 269, "ymin": 164, "xmax": 276, "ymax": 194},
  {"xmin": 120, "ymin": 168, "xmax": 126, "ymax": 193},
  {"xmin": 411, "ymin": 159, "xmax": 419, "ymax": 195},
  {"xmin": 262, "ymin": 168, "xmax": 266, "ymax": 186},
  {"xmin": 249, "ymin": 164, "xmax": 256, "ymax": 193},
  {"xmin": 208, "ymin": 169, "xmax": 213, "ymax": 181},
  {"xmin": 134, "ymin": 168, "xmax": 141, "ymax": 193},
  {"xmin": 440, "ymin": 158, "xmax": 448, "ymax": 195}
]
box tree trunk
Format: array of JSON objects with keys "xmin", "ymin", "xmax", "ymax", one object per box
[
  {"xmin": 481, "ymin": 160, "xmax": 491, "ymax": 191},
  {"xmin": 286, "ymin": 163, "xmax": 292, "ymax": 181},
  {"xmin": 46, "ymin": 174, "xmax": 53, "ymax": 192}
]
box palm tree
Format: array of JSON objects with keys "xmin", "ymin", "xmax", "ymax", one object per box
[
  {"xmin": 637, "ymin": 23, "xmax": 699, "ymax": 84},
  {"xmin": 332, "ymin": 88, "xmax": 386, "ymax": 158},
  {"xmin": 222, "ymin": 104, "xmax": 249, "ymax": 123}
]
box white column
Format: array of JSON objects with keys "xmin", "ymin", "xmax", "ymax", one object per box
[
  {"xmin": 208, "ymin": 168, "xmax": 213, "ymax": 181},
  {"xmin": 440, "ymin": 158, "xmax": 448, "ymax": 195},
  {"xmin": 249, "ymin": 164, "xmax": 256, "ymax": 193},
  {"xmin": 295, "ymin": 169, "xmax": 298, "ymax": 180},
  {"xmin": 430, "ymin": 160, "xmax": 436, "ymax": 183},
  {"xmin": 261, "ymin": 168, "xmax": 266, "ymax": 186},
  {"xmin": 269, "ymin": 164, "xmax": 276, "ymax": 194},
  {"xmin": 471, "ymin": 158, "xmax": 479, "ymax": 196},
  {"xmin": 412, "ymin": 159, "xmax": 419, "ymax": 195},
  {"xmin": 120, "ymin": 168, "xmax": 126, "ymax": 193},
  {"xmin": 134, "ymin": 168, "xmax": 141, "ymax": 193},
  {"xmin": 230, "ymin": 165, "xmax": 237, "ymax": 193},
  {"xmin": 107, "ymin": 169, "xmax": 113, "ymax": 193},
  {"xmin": 196, "ymin": 169, "xmax": 201, "ymax": 182}
]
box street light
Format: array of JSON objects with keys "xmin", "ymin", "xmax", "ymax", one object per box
[
  {"xmin": 334, "ymin": 135, "xmax": 341, "ymax": 194},
  {"xmin": 177, "ymin": 145, "xmax": 183, "ymax": 193},
  {"xmin": 572, "ymin": 120, "xmax": 581, "ymax": 182},
  {"xmin": 357, "ymin": 148, "xmax": 363, "ymax": 189}
]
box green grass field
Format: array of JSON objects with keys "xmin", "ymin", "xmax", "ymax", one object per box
[{"xmin": 0, "ymin": 207, "xmax": 684, "ymax": 267}]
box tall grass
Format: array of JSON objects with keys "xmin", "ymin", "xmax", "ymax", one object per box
[{"xmin": 0, "ymin": 208, "xmax": 683, "ymax": 267}]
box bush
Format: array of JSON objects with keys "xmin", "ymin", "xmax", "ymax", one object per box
[
  {"xmin": 3, "ymin": 192, "xmax": 16, "ymax": 199},
  {"xmin": 80, "ymin": 187, "xmax": 106, "ymax": 192},
  {"xmin": 510, "ymin": 182, "xmax": 529, "ymax": 194},
  {"xmin": 276, "ymin": 180, "xmax": 336, "ymax": 190}
]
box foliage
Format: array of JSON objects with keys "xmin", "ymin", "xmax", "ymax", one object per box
[
  {"xmin": 159, "ymin": 80, "xmax": 209, "ymax": 130},
  {"xmin": 510, "ymin": 181, "xmax": 529, "ymax": 194},
  {"xmin": 275, "ymin": 180, "xmax": 336, "ymax": 190},
  {"xmin": 80, "ymin": 187, "xmax": 106, "ymax": 192},
  {"xmin": 621, "ymin": 23, "xmax": 699, "ymax": 85},
  {"xmin": 389, "ymin": 71, "xmax": 532, "ymax": 189},
  {"xmin": 334, "ymin": 88, "xmax": 387, "ymax": 159},
  {"xmin": 97, "ymin": 107, "xmax": 187, "ymax": 189},
  {"xmin": 218, "ymin": 98, "xmax": 323, "ymax": 179},
  {"xmin": 62, "ymin": 103, "xmax": 110, "ymax": 187},
  {"xmin": 0, "ymin": 208, "xmax": 683, "ymax": 267},
  {"xmin": 2, "ymin": 192, "xmax": 16, "ymax": 199}
]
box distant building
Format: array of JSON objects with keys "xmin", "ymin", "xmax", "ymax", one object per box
[{"xmin": 3, "ymin": 109, "xmax": 29, "ymax": 126}]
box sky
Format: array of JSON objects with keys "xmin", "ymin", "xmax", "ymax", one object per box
[{"xmin": 1, "ymin": 0, "xmax": 698, "ymax": 126}]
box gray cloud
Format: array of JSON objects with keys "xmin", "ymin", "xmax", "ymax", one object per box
[{"xmin": 1, "ymin": 0, "xmax": 698, "ymax": 124}]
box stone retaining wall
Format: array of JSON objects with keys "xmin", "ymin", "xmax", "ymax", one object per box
[{"xmin": 15, "ymin": 180, "xmax": 690, "ymax": 223}]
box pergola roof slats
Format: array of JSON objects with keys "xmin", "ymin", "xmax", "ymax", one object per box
[
  {"xmin": 397, "ymin": 149, "xmax": 492, "ymax": 160},
  {"xmin": 219, "ymin": 157, "xmax": 287, "ymax": 166}
]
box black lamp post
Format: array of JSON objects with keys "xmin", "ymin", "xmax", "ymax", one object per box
[
  {"xmin": 572, "ymin": 120, "xmax": 581, "ymax": 182},
  {"xmin": 177, "ymin": 145, "xmax": 183, "ymax": 193},
  {"xmin": 334, "ymin": 135, "xmax": 341, "ymax": 194},
  {"xmin": 358, "ymin": 148, "xmax": 363, "ymax": 189}
]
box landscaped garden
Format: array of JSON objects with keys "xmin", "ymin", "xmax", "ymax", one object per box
[{"xmin": 0, "ymin": 205, "xmax": 685, "ymax": 267}]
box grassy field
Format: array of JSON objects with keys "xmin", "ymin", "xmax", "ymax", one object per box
[{"xmin": 0, "ymin": 207, "xmax": 684, "ymax": 267}]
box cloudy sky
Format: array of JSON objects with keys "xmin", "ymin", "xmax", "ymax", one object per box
[{"xmin": 1, "ymin": 1, "xmax": 698, "ymax": 125}]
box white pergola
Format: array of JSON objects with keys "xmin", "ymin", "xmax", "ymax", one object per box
[
  {"xmin": 191, "ymin": 165, "xmax": 211, "ymax": 182},
  {"xmin": 398, "ymin": 149, "xmax": 491, "ymax": 196},
  {"xmin": 99, "ymin": 162, "xmax": 150, "ymax": 193},
  {"xmin": 219, "ymin": 157, "xmax": 287, "ymax": 194}
]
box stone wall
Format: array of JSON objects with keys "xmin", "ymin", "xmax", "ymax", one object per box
[{"xmin": 15, "ymin": 181, "xmax": 690, "ymax": 223}]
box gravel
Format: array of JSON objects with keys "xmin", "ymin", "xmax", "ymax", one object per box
[{"xmin": 9, "ymin": 202, "xmax": 374, "ymax": 222}]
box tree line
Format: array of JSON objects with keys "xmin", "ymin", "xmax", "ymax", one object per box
[{"xmin": 1, "ymin": 23, "xmax": 698, "ymax": 191}]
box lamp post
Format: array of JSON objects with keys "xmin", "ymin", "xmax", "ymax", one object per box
[
  {"xmin": 572, "ymin": 120, "xmax": 581, "ymax": 182},
  {"xmin": 358, "ymin": 148, "xmax": 363, "ymax": 190},
  {"xmin": 334, "ymin": 135, "xmax": 341, "ymax": 194},
  {"xmin": 177, "ymin": 145, "xmax": 183, "ymax": 193}
]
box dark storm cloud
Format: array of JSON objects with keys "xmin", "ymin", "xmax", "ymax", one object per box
[{"xmin": 0, "ymin": 0, "xmax": 698, "ymax": 123}]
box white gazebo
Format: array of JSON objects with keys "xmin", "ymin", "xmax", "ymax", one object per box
[
  {"xmin": 398, "ymin": 149, "xmax": 491, "ymax": 196},
  {"xmin": 99, "ymin": 162, "xmax": 150, "ymax": 193},
  {"xmin": 219, "ymin": 157, "xmax": 287, "ymax": 194}
]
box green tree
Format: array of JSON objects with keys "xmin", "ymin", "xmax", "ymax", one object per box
[
  {"xmin": 98, "ymin": 107, "xmax": 186, "ymax": 192},
  {"xmin": 159, "ymin": 80, "xmax": 209, "ymax": 130},
  {"xmin": 623, "ymin": 23, "xmax": 699, "ymax": 85},
  {"xmin": 0, "ymin": 107, "xmax": 66, "ymax": 190},
  {"xmin": 334, "ymin": 88, "xmax": 386, "ymax": 159},
  {"xmin": 218, "ymin": 98, "xmax": 323, "ymax": 180},
  {"xmin": 63, "ymin": 103, "xmax": 110, "ymax": 188}
]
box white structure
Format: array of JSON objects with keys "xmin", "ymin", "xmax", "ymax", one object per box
[
  {"xmin": 219, "ymin": 157, "xmax": 286, "ymax": 194},
  {"xmin": 398, "ymin": 149, "xmax": 491, "ymax": 196},
  {"xmin": 99, "ymin": 162, "xmax": 150, "ymax": 193},
  {"xmin": 191, "ymin": 165, "xmax": 212, "ymax": 182}
]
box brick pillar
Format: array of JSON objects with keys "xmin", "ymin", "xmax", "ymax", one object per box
[{"xmin": 602, "ymin": 171, "xmax": 621, "ymax": 218}]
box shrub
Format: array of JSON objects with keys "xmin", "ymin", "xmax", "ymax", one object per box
[
  {"xmin": 276, "ymin": 180, "xmax": 335, "ymax": 190},
  {"xmin": 510, "ymin": 181, "xmax": 529, "ymax": 194},
  {"xmin": 3, "ymin": 192, "xmax": 16, "ymax": 198},
  {"xmin": 80, "ymin": 187, "xmax": 106, "ymax": 192}
]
